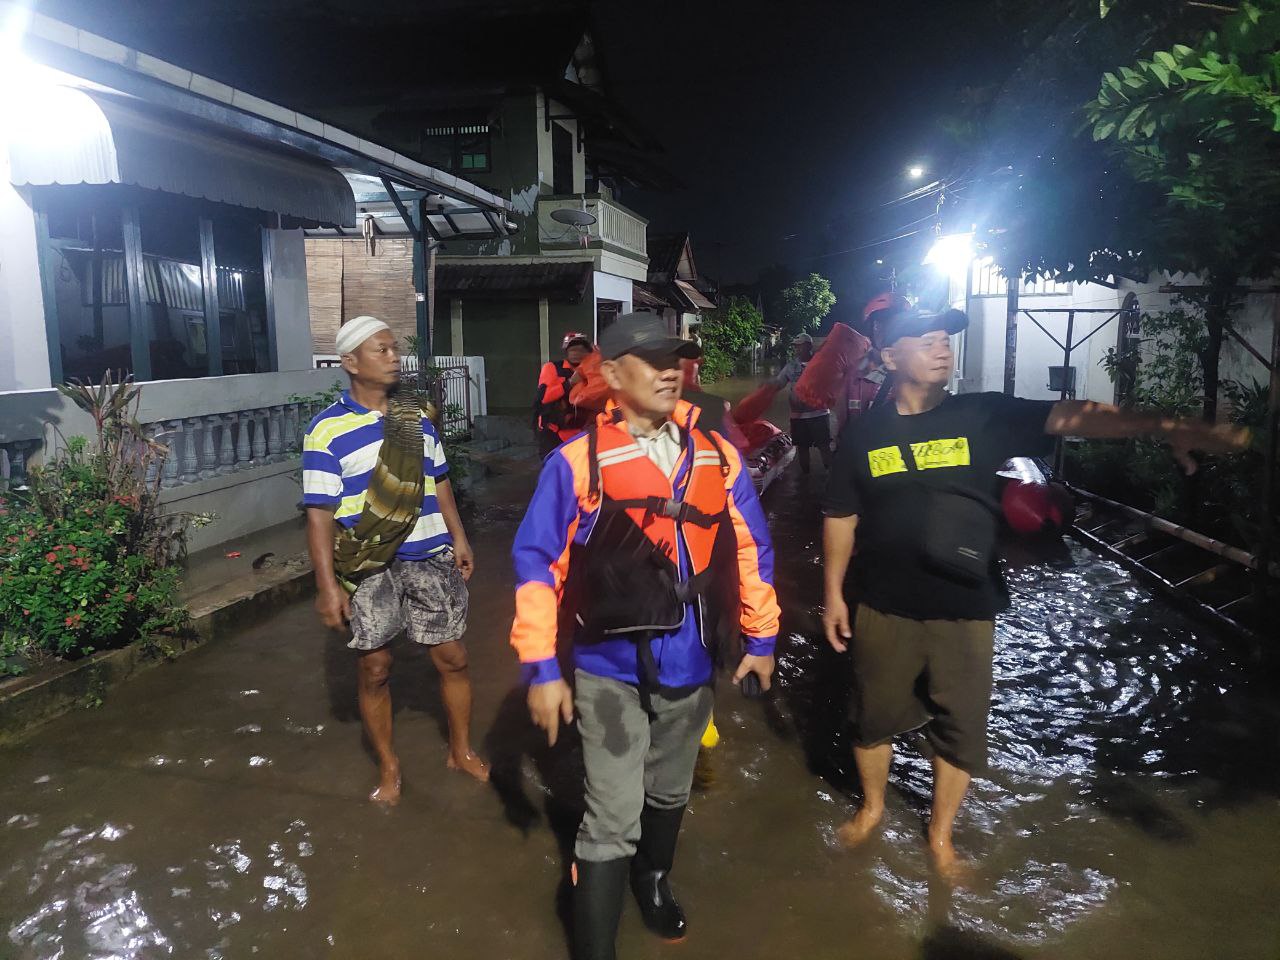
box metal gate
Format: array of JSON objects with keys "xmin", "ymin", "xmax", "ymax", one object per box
[{"xmin": 429, "ymin": 365, "xmax": 472, "ymax": 440}]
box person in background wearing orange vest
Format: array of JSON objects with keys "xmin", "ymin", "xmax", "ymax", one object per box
[
  {"xmin": 511, "ymin": 312, "xmax": 781, "ymax": 960},
  {"xmin": 535, "ymin": 332, "xmax": 594, "ymax": 456}
]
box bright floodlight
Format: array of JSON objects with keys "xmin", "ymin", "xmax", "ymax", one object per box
[
  {"xmin": 907, "ymin": 165, "xmax": 925, "ymax": 180},
  {"xmin": 923, "ymin": 233, "xmax": 974, "ymax": 274}
]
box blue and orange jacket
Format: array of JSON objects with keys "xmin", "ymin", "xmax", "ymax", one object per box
[{"xmin": 511, "ymin": 399, "xmax": 781, "ymax": 687}]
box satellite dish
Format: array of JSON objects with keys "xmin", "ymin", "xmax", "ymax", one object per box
[{"xmin": 551, "ymin": 208, "xmax": 598, "ymax": 227}]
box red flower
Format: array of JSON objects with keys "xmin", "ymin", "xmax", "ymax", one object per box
[
  {"xmin": 22, "ymin": 609, "xmax": 30, "ymax": 616},
  {"xmin": 45, "ymin": 552, "xmax": 58, "ymax": 563},
  {"xmin": 124, "ymin": 593, "xmax": 136, "ymax": 603},
  {"xmin": 64, "ymin": 613, "xmax": 83, "ymax": 629}
]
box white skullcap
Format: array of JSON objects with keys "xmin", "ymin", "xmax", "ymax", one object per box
[{"xmin": 335, "ymin": 315, "xmax": 391, "ymax": 356}]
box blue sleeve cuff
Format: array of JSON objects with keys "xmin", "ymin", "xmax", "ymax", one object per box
[
  {"xmin": 302, "ymin": 495, "xmax": 340, "ymax": 507},
  {"xmin": 521, "ymin": 658, "xmax": 563, "ymax": 685},
  {"xmin": 743, "ymin": 635, "xmax": 776, "ymax": 657}
]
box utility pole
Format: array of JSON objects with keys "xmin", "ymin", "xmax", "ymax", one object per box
[{"xmin": 1003, "ymin": 274, "xmax": 1019, "ymax": 395}]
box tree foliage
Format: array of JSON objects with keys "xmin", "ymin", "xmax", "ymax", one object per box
[
  {"xmin": 698, "ymin": 296, "xmax": 764, "ymax": 382},
  {"xmin": 1085, "ymin": 1, "xmax": 1280, "ymax": 284},
  {"xmin": 777, "ymin": 274, "xmax": 836, "ymax": 343}
]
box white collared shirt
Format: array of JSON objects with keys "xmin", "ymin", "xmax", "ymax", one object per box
[{"xmin": 629, "ymin": 420, "xmax": 682, "ymax": 478}]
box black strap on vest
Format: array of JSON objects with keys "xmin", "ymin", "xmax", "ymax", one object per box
[
  {"xmin": 601, "ymin": 496, "xmax": 720, "ymax": 528},
  {"xmin": 582, "ymin": 416, "xmax": 729, "ymax": 713}
]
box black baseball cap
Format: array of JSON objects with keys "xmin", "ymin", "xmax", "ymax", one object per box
[
  {"xmin": 878, "ymin": 307, "xmax": 969, "ymax": 348},
  {"xmin": 597, "ymin": 311, "xmax": 703, "ymax": 362}
]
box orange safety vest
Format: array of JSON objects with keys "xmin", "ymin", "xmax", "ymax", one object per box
[{"xmin": 565, "ymin": 408, "xmax": 739, "ymax": 674}]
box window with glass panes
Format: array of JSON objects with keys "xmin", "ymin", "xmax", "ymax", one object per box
[
  {"xmin": 421, "ymin": 122, "xmax": 491, "ymax": 173},
  {"xmin": 36, "ymin": 183, "xmax": 276, "ymax": 383}
]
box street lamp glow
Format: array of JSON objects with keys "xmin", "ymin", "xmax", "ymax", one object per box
[
  {"xmin": 907, "ymin": 165, "xmax": 926, "ymax": 180},
  {"xmin": 923, "ymin": 233, "xmax": 974, "ymax": 275}
]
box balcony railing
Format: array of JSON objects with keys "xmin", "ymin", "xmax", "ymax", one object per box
[{"xmin": 537, "ymin": 194, "xmax": 648, "ymax": 261}]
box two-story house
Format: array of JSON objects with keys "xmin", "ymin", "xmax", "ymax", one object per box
[{"xmin": 300, "ymin": 4, "xmax": 672, "ymax": 414}]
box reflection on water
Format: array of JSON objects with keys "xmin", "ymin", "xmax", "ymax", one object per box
[
  {"xmin": 2, "ymin": 458, "xmax": 1278, "ymax": 958},
  {"xmin": 762, "ymin": 465, "xmax": 1280, "ymax": 950},
  {"xmin": 6, "ymin": 818, "xmax": 314, "ymax": 960}
]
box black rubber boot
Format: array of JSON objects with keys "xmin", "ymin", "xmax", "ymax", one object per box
[
  {"xmin": 573, "ymin": 858, "xmax": 629, "ymax": 960},
  {"xmin": 631, "ymin": 804, "xmax": 688, "ymax": 941}
]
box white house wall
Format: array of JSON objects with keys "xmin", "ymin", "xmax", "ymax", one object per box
[
  {"xmin": 951, "ymin": 267, "xmax": 1274, "ymax": 404},
  {"xmin": 592, "ymin": 270, "xmax": 633, "ymax": 338},
  {"xmin": 0, "ymin": 178, "xmax": 53, "ymax": 392}
]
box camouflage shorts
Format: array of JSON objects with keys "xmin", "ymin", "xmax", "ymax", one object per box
[{"xmin": 347, "ymin": 553, "xmax": 469, "ymax": 652}]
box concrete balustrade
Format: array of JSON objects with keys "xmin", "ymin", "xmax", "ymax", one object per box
[{"xmin": 0, "ymin": 368, "xmax": 344, "ymax": 549}]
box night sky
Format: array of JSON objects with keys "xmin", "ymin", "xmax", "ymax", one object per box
[{"xmin": 36, "ymin": 0, "xmax": 1013, "ymax": 319}]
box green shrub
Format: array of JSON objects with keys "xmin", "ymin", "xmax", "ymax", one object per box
[
  {"xmin": 0, "ymin": 377, "xmax": 195, "ymax": 674},
  {"xmin": 1066, "ymin": 305, "xmax": 1271, "ymax": 551},
  {"xmin": 699, "ymin": 296, "xmax": 765, "ymax": 382}
]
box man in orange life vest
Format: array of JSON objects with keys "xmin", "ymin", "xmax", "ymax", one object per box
[
  {"xmin": 510, "ymin": 312, "xmax": 781, "ymax": 960},
  {"xmin": 535, "ymin": 332, "xmax": 594, "ymax": 456}
]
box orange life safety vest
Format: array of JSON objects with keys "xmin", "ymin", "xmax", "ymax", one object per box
[{"xmin": 566, "ymin": 409, "xmax": 739, "ymax": 674}]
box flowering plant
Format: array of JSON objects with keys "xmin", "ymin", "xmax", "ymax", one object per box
[{"xmin": 0, "ymin": 375, "xmax": 195, "ymax": 674}]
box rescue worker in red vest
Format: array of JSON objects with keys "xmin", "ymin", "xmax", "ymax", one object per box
[
  {"xmin": 535, "ymin": 332, "xmax": 594, "ymax": 456},
  {"xmin": 510, "ymin": 312, "xmax": 781, "ymax": 960}
]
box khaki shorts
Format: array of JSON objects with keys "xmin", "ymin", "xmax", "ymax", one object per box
[
  {"xmin": 348, "ymin": 553, "xmax": 468, "ymax": 652},
  {"xmin": 851, "ymin": 604, "xmax": 994, "ymax": 773}
]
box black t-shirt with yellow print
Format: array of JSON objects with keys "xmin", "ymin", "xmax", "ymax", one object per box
[{"xmin": 824, "ymin": 391, "xmax": 1056, "ymax": 621}]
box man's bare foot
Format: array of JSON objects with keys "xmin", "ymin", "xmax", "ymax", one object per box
[
  {"xmin": 370, "ymin": 762, "xmax": 402, "ymax": 806},
  {"xmin": 927, "ymin": 833, "xmax": 974, "ymax": 884},
  {"xmin": 836, "ymin": 806, "xmax": 884, "ymax": 848},
  {"xmin": 447, "ymin": 750, "xmax": 490, "ymax": 783}
]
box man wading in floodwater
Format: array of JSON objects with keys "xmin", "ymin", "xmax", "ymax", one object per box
[
  {"xmin": 510, "ymin": 312, "xmax": 780, "ymax": 960},
  {"xmin": 821, "ymin": 305, "xmax": 1250, "ymax": 878},
  {"xmin": 303, "ymin": 316, "xmax": 488, "ymax": 804}
]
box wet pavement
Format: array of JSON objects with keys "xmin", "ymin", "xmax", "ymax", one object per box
[{"xmin": 4, "ymin": 447, "xmax": 1280, "ymax": 958}]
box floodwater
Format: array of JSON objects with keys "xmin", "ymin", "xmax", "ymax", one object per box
[{"xmin": 3, "ymin": 453, "xmax": 1280, "ymax": 958}]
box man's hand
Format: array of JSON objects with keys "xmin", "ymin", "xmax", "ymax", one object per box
[
  {"xmin": 453, "ymin": 540, "xmax": 475, "ymax": 581},
  {"xmin": 1167, "ymin": 422, "xmax": 1252, "ymax": 475},
  {"xmin": 316, "ymin": 584, "xmax": 351, "ymax": 632},
  {"xmin": 528, "ymin": 679, "xmax": 575, "ymax": 746},
  {"xmin": 823, "ymin": 594, "xmax": 852, "ymax": 653},
  {"xmin": 733, "ymin": 653, "xmax": 775, "ymax": 692}
]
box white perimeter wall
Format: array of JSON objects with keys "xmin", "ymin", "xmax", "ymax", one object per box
[{"xmin": 953, "ymin": 271, "xmax": 1273, "ymax": 403}]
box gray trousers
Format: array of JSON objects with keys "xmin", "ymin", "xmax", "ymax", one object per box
[{"xmin": 574, "ymin": 669, "xmax": 714, "ymax": 863}]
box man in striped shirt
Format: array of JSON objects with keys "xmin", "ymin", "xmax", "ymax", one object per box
[{"xmin": 303, "ymin": 316, "xmax": 488, "ymax": 805}]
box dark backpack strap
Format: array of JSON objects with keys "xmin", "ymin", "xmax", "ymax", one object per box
[{"xmin": 587, "ymin": 422, "xmax": 601, "ymax": 503}]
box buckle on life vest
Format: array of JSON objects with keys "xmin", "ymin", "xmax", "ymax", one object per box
[{"xmin": 647, "ymin": 496, "xmax": 686, "ymax": 520}]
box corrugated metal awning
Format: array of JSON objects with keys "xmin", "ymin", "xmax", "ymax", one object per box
[
  {"xmin": 633, "ymin": 281, "xmax": 677, "ymax": 311},
  {"xmin": 436, "ymin": 259, "xmax": 593, "ymax": 302},
  {"xmin": 7, "ymin": 87, "xmax": 355, "ymax": 227},
  {"xmin": 674, "ymin": 280, "xmax": 716, "ymax": 311}
]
